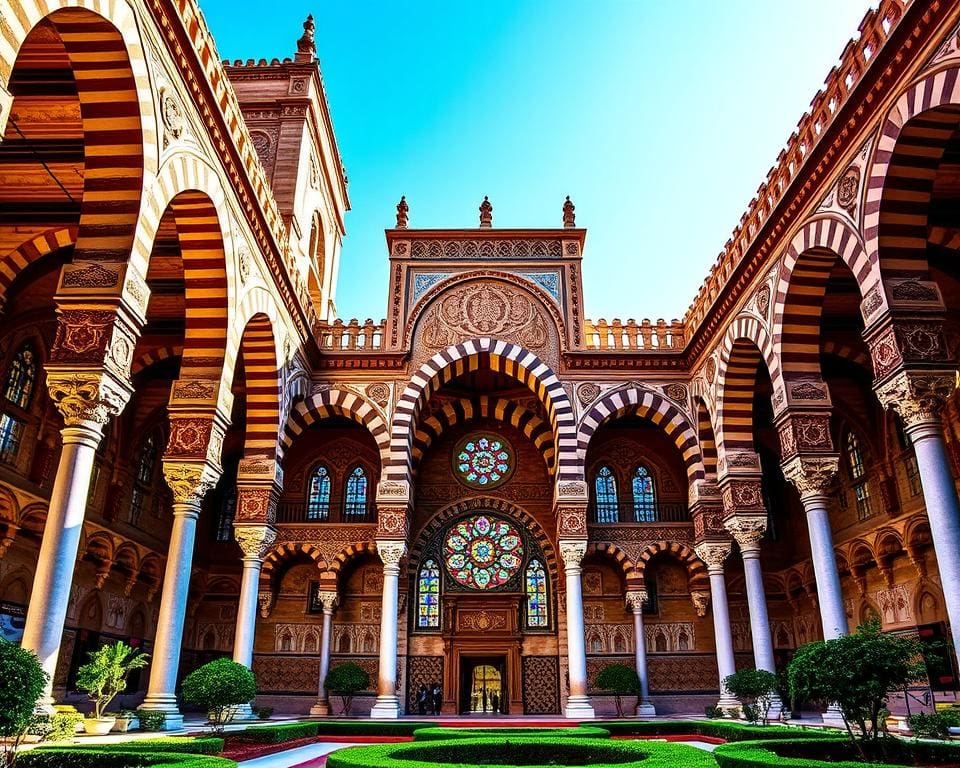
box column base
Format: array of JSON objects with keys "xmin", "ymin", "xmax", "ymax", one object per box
[
  {"xmin": 138, "ymin": 695, "xmax": 185, "ymax": 731},
  {"xmin": 717, "ymin": 694, "xmax": 740, "ymax": 716},
  {"xmin": 231, "ymin": 704, "xmax": 256, "ymax": 721},
  {"xmin": 564, "ymin": 695, "xmax": 595, "ymax": 719},
  {"xmin": 309, "ymin": 700, "xmax": 331, "ymax": 717},
  {"xmin": 636, "ymin": 701, "xmax": 657, "ymax": 718},
  {"xmin": 370, "ymin": 696, "xmax": 402, "ymax": 719},
  {"xmin": 821, "ymin": 703, "xmax": 846, "ymax": 728}
]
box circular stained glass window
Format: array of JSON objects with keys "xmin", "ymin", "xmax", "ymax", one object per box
[
  {"xmin": 443, "ymin": 514, "xmax": 524, "ymax": 590},
  {"xmin": 454, "ymin": 433, "xmax": 514, "ymax": 489}
]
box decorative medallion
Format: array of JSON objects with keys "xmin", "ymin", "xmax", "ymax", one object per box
[
  {"xmin": 453, "ymin": 433, "xmax": 514, "ymax": 489},
  {"xmin": 443, "ymin": 514, "xmax": 524, "ymax": 590}
]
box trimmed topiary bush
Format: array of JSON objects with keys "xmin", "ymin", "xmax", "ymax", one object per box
[
  {"xmin": 0, "ymin": 638, "xmax": 48, "ymax": 767},
  {"xmin": 412, "ymin": 726, "xmax": 611, "ymax": 741},
  {"xmin": 327, "ymin": 737, "xmax": 717, "ymax": 768},
  {"xmin": 315, "ymin": 721, "xmax": 438, "ymax": 737},
  {"xmin": 723, "ymin": 668, "xmax": 780, "ymax": 725},
  {"xmin": 48, "ymin": 737, "xmax": 225, "ymax": 756},
  {"xmin": 232, "ymin": 722, "xmax": 319, "ymax": 744},
  {"xmin": 713, "ymin": 737, "xmax": 960, "ymax": 768},
  {"xmin": 324, "ymin": 663, "xmax": 370, "ymax": 716},
  {"xmin": 592, "ymin": 720, "xmax": 830, "ymax": 741},
  {"xmin": 18, "ymin": 752, "xmax": 235, "ymax": 768},
  {"xmin": 181, "ymin": 659, "xmax": 256, "ymax": 732},
  {"xmin": 596, "ymin": 663, "xmax": 640, "ymax": 718}
]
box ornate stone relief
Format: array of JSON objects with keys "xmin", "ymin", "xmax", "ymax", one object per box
[
  {"xmin": 559, "ymin": 540, "xmax": 587, "ymax": 567},
  {"xmin": 46, "ymin": 371, "xmax": 132, "ymax": 428},
  {"xmin": 780, "ymin": 454, "xmax": 839, "ymax": 498},
  {"xmin": 875, "ymin": 370, "xmax": 957, "ymax": 427},
  {"xmin": 694, "ymin": 541, "xmax": 731, "ymax": 569},
  {"xmin": 409, "ymin": 238, "xmax": 562, "ymax": 259},
  {"xmin": 234, "ymin": 525, "xmax": 277, "ymax": 558},
  {"xmin": 162, "ymin": 463, "xmax": 219, "ymax": 506},
  {"xmin": 724, "ymin": 515, "xmax": 767, "ymax": 552},
  {"xmin": 576, "ymin": 382, "xmax": 601, "ymax": 408}
]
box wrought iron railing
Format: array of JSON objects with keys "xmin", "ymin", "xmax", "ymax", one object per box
[
  {"xmin": 276, "ymin": 500, "xmax": 376, "ymax": 525},
  {"xmin": 588, "ymin": 501, "xmax": 689, "ymax": 525}
]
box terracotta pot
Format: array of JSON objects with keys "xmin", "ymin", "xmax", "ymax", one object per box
[{"xmin": 82, "ymin": 718, "xmax": 116, "ymax": 736}]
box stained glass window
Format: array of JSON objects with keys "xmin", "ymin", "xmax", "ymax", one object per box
[
  {"xmin": 594, "ymin": 465, "xmax": 619, "ymax": 523},
  {"xmin": 4, "ymin": 343, "xmax": 36, "ymax": 410},
  {"xmin": 417, "ymin": 559, "xmax": 440, "ymax": 628},
  {"xmin": 454, "ymin": 434, "xmax": 514, "ymax": 489},
  {"xmin": 845, "ymin": 431, "xmax": 873, "ymax": 520},
  {"xmin": 525, "ymin": 558, "xmax": 548, "ymax": 627},
  {"xmin": 307, "ymin": 464, "xmax": 331, "ymax": 521},
  {"xmin": 443, "ymin": 514, "xmax": 523, "ymax": 590},
  {"xmin": 0, "ymin": 413, "xmax": 23, "ymax": 465},
  {"xmin": 632, "ymin": 465, "xmax": 656, "ymax": 522},
  {"xmin": 137, "ymin": 435, "xmax": 157, "ymax": 485},
  {"xmin": 344, "ymin": 466, "xmax": 368, "ymax": 519}
]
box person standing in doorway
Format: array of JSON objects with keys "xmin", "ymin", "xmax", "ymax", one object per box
[
  {"xmin": 491, "ymin": 690, "xmax": 499, "ymax": 714},
  {"xmin": 416, "ymin": 684, "xmax": 428, "ymax": 716},
  {"xmin": 431, "ymin": 682, "xmax": 442, "ymax": 715}
]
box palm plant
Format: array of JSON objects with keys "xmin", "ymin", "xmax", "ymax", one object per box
[{"xmin": 75, "ymin": 641, "xmax": 150, "ymax": 720}]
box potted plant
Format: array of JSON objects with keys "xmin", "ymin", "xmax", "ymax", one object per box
[
  {"xmin": 75, "ymin": 641, "xmax": 149, "ymax": 735},
  {"xmin": 723, "ymin": 668, "xmax": 780, "ymax": 725},
  {"xmin": 324, "ymin": 663, "xmax": 370, "ymax": 716},
  {"xmin": 595, "ymin": 663, "xmax": 639, "ymax": 718},
  {"xmin": 111, "ymin": 708, "xmax": 140, "ymax": 733},
  {"xmin": 181, "ymin": 658, "xmax": 257, "ymax": 733},
  {"xmin": 0, "ymin": 638, "xmax": 48, "ymax": 766}
]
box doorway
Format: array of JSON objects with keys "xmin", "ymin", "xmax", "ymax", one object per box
[{"xmin": 460, "ymin": 657, "xmax": 506, "ymax": 714}]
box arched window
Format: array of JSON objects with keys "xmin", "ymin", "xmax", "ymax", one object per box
[
  {"xmin": 306, "ymin": 464, "xmax": 331, "ymax": 521},
  {"xmin": 0, "ymin": 342, "xmax": 37, "ymax": 464},
  {"xmin": 845, "ymin": 431, "xmax": 873, "ymax": 520},
  {"xmin": 525, "ymin": 558, "xmax": 548, "ymax": 628},
  {"xmin": 631, "ymin": 465, "xmax": 657, "ymax": 522},
  {"xmin": 130, "ymin": 433, "xmax": 159, "ymax": 525},
  {"xmin": 216, "ymin": 486, "xmax": 236, "ymax": 542},
  {"xmin": 593, "ymin": 465, "xmax": 619, "ymax": 523},
  {"xmin": 344, "ymin": 466, "xmax": 368, "ymax": 519},
  {"xmin": 4, "ymin": 343, "xmax": 36, "ymax": 409},
  {"xmin": 417, "ymin": 559, "xmax": 440, "ymax": 629}
]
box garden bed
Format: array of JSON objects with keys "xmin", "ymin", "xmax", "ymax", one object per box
[
  {"xmin": 412, "ymin": 726, "xmax": 611, "ymax": 741},
  {"xmin": 713, "ymin": 736, "xmax": 960, "ymax": 768}
]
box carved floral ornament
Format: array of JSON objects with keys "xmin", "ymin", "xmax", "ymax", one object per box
[
  {"xmin": 558, "ymin": 540, "xmax": 587, "ymax": 567},
  {"xmin": 624, "ymin": 590, "xmax": 647, "ymax": 612},
  {"xmin": 723, "ymin": 515, "xmax": 767, "ymax": 552},
  {"xmin": 780, "ymin": 454, "xmax": 840, "ymax": 498},
  {"xmin": 315, "ymin": 590, "xmax": 339, "ymax": 612},
  {"xmin": 694, "ymin": 541, "xmax": 732, "ymax": 570},
  {"xmin": 162, "ymin": 462, "xmax": 220, "ymax": 506},
  {"xmin": 46, "ymin": 371, "xmax": 132, "ymax": 428},
  {"xmin": 233, "ymin": 525, "xmax": 277, "ymax": 559},
  {"xmin": 690, "ymin": 590, "xmax": 711, "ymax": 618},
  {"xmin": 720, "ymin": 479, "xmax": 764, "ymax": 514},
  {"xmin": 376, "ymin": 540, "xmax": 407, "ymax": 568},
  {"xmin": 874, "ymin": 370, "xmax": 957, "ymax": 427}
]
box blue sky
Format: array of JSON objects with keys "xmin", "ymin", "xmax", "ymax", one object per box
[{"xmin": 202, "ymin": 1, "xmax": 873, "ymax": 323}]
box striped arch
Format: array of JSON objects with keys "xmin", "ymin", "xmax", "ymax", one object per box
[
  {"xmin": 584, "ymin": 542, "xmax": 637, "ymax": 577},
  {"xmin": 260, "ymin": 542, "xmax": 324, "ymax": 588},
  {"xmin": 388, "ymin": 338, "xmax": 577, "ymax": 483},
  {"xmin": 636, "ymin": 540, "xmax": 708, "ymax": 588},
  {"xmin": 576, "ymin": 385, "xmax": 705, "ymax": 484},
  {"xmin": 864, "ymin": 66, "xmax": 960, "ymax": 276},
  {"xmin": 3, "ymin": 3, "xmax": 157, "ymax": 262},
  {"xmin": 131, "ymin": 345, "xmax": 183, "ymax": 376},
  {"xmin": 821, "ymin": 340, "xmax": 870, "ymax": 369},
  {"xmin": 695, "ymin": 398, "xmax": 718, "ymax": 479},
  {"xmin": 0, "ymin": 227, "xmax": 77, "ymax": 301},
  {"xmin": 773, "ymin": 216, "xmax": 875, "ymax": 377},
  {"xmin": 328, "ymin": 541, "xmax": 379, "ymax": 576},
  {"xmin": 407, "ymin": 498, "xmax": 560, "ymax": 587},
  {"xmin": 412, "ymin": 396, "xmax": 555, "ymax": 474},
  {"xmin": 715, "ymin": 316, "xmax": 780, "ymax": 458},
  {"xmin": 236, "ymin": 313, "xmax": 281, "ymax": 460},
  {"xmin": 280, "ymin": 387, "xmax": 390, "ymax": 469}
]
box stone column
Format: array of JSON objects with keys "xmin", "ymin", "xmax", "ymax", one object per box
[
  {"xmin": 877, "ymin": 371, "xmax": 960, "ymax": 669},
  {"xmin": 370, "ymin": 540, "xmax": 405, "ymax": 718},
  {"xmin": 231, "ymin": 524, "xmax": 276, "ymax": 720},
  {"xmin": 695, "ymin": 541, "xmax": 739, "ymax": 710},
  {"xmin": 560, "ymin": 540, "xmax": 595, "ymax": 719},
  {"xmin": 139, "ymin": 464, "xmax": 218, "ymax": 730},
  {"xmin": 781, "ymin": 455, "xmax": 848, "ymax": 640},
  {"xmin": 725, "ymin": 515, "xmax": 783, "ymax": 718},
  {"xmin": 22, "ymin": 371, "xmax": 131, "ymax": 705},
  {"xmin": 625, "ymin": 591, "xmax": 655, "ymax": 717},
  {"xmin": 310, "ymin": 591, "xmax": 339, "ymax": 716}
]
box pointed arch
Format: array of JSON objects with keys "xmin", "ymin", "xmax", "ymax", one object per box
[
  {"xmin": 584, "ymin": 541, "xmax": 637, "ymax": 578},
  {"xmin": 696, "ymin": 398, "xmax": 718, "ymax": 479},
  {"xmin": 235, "ymin": 312, "xmax": 282, "ymax": 460},
  {"xmin": 0, "ymin": 227, "xmax": 77, "ymax": 302},
  {"xmin": 388, "ymin": 338, "xmax": 577, "ymax": 483},
  {"xmin": 636, "ymin": 540, "xmax": 708, "ymax": 589},
  {"xmin": 576, "ymin": 385, "xmax": 704, "ymax": 483}
]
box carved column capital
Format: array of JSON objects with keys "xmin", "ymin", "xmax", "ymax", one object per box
[
  {"xmin": 559, "ymin": 539, "xmax": 587, "ymax": 569},
  {"xmin": 376, "ymin": 539, "xmax": 407, "ymax": 569},
  {"xmin": 695, "ymin": 540, "xmax": 732, "ymax": 570},
  {"xmin": 233, "ymin": 524, "xmax": 277, "ymax": 560},
  {"xmin": 723, "ymin": 514, "xmax": 767, "ymax": 554},
  {"xmin": 874, "ymin": 369, "xmax": 956, "ymax": 428},
  {"xmin": 625, "ymin": 590, "xmax": 648, "ymax": 613},
  {"xmin": 690, "ymin": 590, "xmax": 711, "ymax": 617},
  {"xmin": 46, "ymin": 369, "xmax": 132, "ymax": 429},
  {"xmin": 316, "ymin": 590, "xmax": 339, "ymax": 613},
  {"xmin": 162, "ymin": 462, "xmax": 220, "ymax": 507},
  {"xmin": 780, "ymin": 454, "xmax": 839, "ymax": 499}
]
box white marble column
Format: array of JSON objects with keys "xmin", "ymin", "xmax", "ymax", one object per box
[
  {"xmin": 310, "ymin": 591, "xmax": 338, "ymax": 716},
  {"xmin": 560, "ymin": 540, "xmax": 595, "ymax": 719},
  {"xmin": 695, "ymin": 541, "xmax": 739, "ymax": 710},
  {"xmin": 140, "ymin": 465, "xmax": 217, "ymax": 731},
  {"xmin": 370, "ymin": 540, "xmax": 405, "ymax": 719},
  {"xmin": 725, "ymin": 517, "xmax": 783, "ymax": 718},
  {"xmin": 22, "ymin": 372, "xmax": 130, "ymax": 706},
  {"xmin": 625, "ymin": 591, "xmax": 655, "ymax": 717}
]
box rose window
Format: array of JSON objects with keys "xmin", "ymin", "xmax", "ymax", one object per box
[
  {"xmin": 443, "ymin": 514, "xmax": 524, "ymax": 590},
  {"xmin": 454, "ymin": 433, "xmax": 514, "ymax": 489}
]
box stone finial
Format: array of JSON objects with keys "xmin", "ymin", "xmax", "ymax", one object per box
[
  {"xmin": 563, "ymin": 196, "xmax": 576, "ymax": 228},
  {"xmin": 479, "ymin": 196, "xmax": 493, "ymax": 228},
  {"xmin": 296, "ymin": 14, "xmax": 317, "ymax": 61},
  {"xmin": 395, "ymin": 195, "xmax": 409, "ymax": 229}
]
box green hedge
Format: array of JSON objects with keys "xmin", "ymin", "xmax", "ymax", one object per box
[
  {"xmin": 18, "ymin": 751, "xmax": 235, "ymax": 768},
  {"xmin": 232, "ymin": 721, "xmax": 319, "ymax": 743},
  {"xmin": 593, "ymin": 720, "xmax": 832, "ymax": 742},
  {"xmin": 326, "ymin": 737, "xmax": 717, "ymax": 768},
  {"xmin": 713, "ymin": 737, "xmax": 960, "ymax": 768},
  {"xmin": 412, "ymin": 726, "xmax": 611, "ymax": 741},
  {"xmin": 313, "ymin": 720, "xmax": 438, "ymax": 737},
  {"xmin": 43, "ymin": 737, "xmax": 224, "ymax": 755}
]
